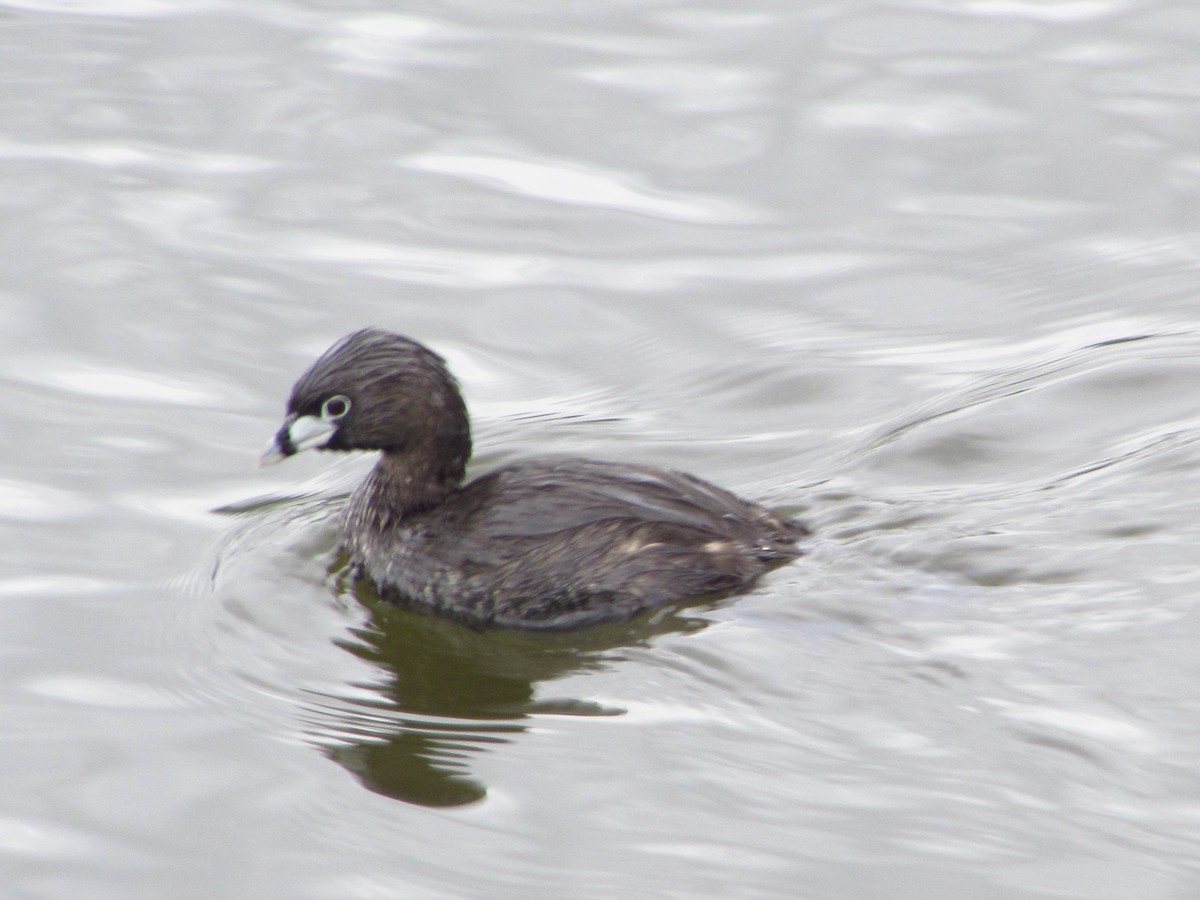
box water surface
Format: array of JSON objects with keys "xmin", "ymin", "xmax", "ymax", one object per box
[{"xmin": 2, "ymin": 0, "xmax": 1200, "ymax": 897}]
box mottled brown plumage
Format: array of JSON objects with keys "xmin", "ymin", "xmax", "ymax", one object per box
[{"xmin": 262, "ymin": 329, "xmax": 807, "ymax": 629}]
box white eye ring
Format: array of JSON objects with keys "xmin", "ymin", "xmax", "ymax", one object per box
[{"xmin": 321, "ymin": 395, "xmax": 351, "ymax": 421}]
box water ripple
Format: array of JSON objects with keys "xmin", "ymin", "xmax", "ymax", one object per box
[
  {"xmin": 0, "ymin": 138, "xmax": 273, "ymax": 173},
  {"xmin": 402, "ymin": 151, "xmax": 763, "ymax": 223},
  {"xmin": 265, "ymin": 230, "xmax": 877, "ymax": 290}
]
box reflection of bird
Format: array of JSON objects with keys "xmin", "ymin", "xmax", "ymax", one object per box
[
  {"xmin": 323, "ymin": 586, "xmax": 701, "ymax": 807},
  {"xmin": 261, "ymin": 329, "xmax": 808, "ymax": 629}
]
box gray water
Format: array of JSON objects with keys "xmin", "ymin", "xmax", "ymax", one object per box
[{"xmin": 3, "ymin": 0, "xmax": 1200, "ymax": 897}]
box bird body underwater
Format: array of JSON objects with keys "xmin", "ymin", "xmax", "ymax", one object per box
[{"xmin": 260, "ymin": 329, "xmax": 807, "ymax": 629}]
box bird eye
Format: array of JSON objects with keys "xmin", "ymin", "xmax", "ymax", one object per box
[{"xmin": 321, "ymin": 395, "xmax": 351, "ymax": 421}]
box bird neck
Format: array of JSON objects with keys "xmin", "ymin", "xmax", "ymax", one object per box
[{"xmin": 356, "ymin": 445, "xmax": 464, "ymax": 526}]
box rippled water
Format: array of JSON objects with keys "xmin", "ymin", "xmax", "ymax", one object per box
[{"xmin": 4, "ymin": 0, "xmax": 1200, "ymax": 897}]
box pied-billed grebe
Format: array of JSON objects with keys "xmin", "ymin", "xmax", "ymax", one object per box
[{"xmin": 260, "ymin": 329, "xmax": 807, "ymax": 629}]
